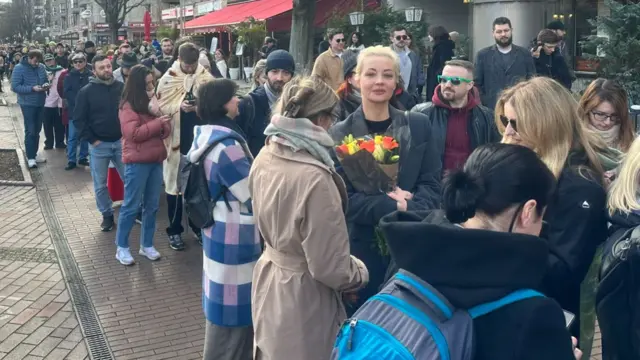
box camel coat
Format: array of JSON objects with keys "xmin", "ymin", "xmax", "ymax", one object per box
[{"xmin": 249, "ymin": 141, "xmax": 369, "ymax": 360}]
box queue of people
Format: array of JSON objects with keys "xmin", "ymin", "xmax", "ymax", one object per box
[{"xmin": 3, "ymin": 15, "xmax": 639, "ymax": 359}]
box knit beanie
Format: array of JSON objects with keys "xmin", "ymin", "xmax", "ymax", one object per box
[
  {"xmin": 266, "ymin": 50, "xmax": 295, "ymax": 74},
  {"xmin": 342, "ymin": 50, "xmax": 358, "ymax": 79}
]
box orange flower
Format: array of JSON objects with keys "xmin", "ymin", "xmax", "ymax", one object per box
[
  {"xmin": 336, "ymin": 144, "xmax": 350, "ymax": 156},
  {"xmin": 360, "ymin": 140, "xmax": 375, "ymax": 153},
  {"xmin": 382, "ymin": 136, "xmax": 399, "ymax": 150}
]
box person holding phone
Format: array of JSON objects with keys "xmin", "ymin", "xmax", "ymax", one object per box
[
  {"xmin": 11, "ymin": 49, "xmax": 48, "ymax": 168},
  {"xmin": 531, "ymin": 30, "xmax": 572, "ymax": 89}
]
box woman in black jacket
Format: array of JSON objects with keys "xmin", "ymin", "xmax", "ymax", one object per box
[
  {"xmin": 425, "ymin": 25, "xmax": 455, "ymax": 102},
  {"xmin": 496, "ymin": 76, "xmax": 608, "ymax": 345},
  {"xmin": 380, "ymin": 143, "xmax": 579, "ymax": 360},
  {"xmin": 328, "ymin": 45, "xmax": 442, "ymax": 314}
]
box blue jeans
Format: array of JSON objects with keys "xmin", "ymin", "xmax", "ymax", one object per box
[
  {"xmin": 20, "ymin": 105, "xmax": 44, "ymax": 159},
  {"xmin": 89, "ymin": 140, "xmax": 125, "ymax": 217},
  {"xmin": 116, "ymin": 163, "xmax": 163, "ymax": 249},
  {"xmin": 67, "ymin": 118, "xmax": 89, "ymax": 163}
]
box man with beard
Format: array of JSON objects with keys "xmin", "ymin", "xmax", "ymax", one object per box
[
  {"xmin": 474, "ymin": 17, "xmax": 535, "ymax": 109},
  {"xmin": 412, "ymin": 60, "xmax": 500, "ymax": 177},
  {"xmin": 237, "ymin": 49, "xmax": 294, "ymax": 157},
  {"xmin": 156, "ymin": 42, "xmax": 214, "ymax": 250},
  {"xmin": 389, "ymin": 26, "xmax": 421, "ymax": 102},
  {"xmin": 74, "ymin": 55, "xmax": 125, "ymax": 231}
]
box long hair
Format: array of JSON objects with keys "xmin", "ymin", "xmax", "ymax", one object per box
[
  {"xmin": 578, "ymin": 78, "xmax": 635, "ymax": 152},
  {"xmin": 495, "ymin": 77, "xmax": 606, "ymax": 180},
  {"xmin": 120, "ymin": 64, "xmax": 153, "ymax": 115},
  {"xmin": 273, "ymin": 75, "xmax": 338, "ymax": 126},
  {"xmin": 608, "ymin": 137, "xmax": 640, "ymax": 214}
]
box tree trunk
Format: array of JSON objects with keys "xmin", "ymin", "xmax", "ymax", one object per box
[
  {"xmin": 110, "ymin": 25, "xmax": 118, "ymax": 44},
  {"xmin": 289, "ymin": 0, "xmax": 315, "ymax": 74}
]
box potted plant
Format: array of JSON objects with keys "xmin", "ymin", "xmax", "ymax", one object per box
[{"xmin": 228, "ymin": 55, "xmax": 240, "ymax": 80}]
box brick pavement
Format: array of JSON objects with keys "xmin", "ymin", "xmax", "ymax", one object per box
[{"xmin": 0, "ymin": 77, "xmax": 605, "ymax": 359}]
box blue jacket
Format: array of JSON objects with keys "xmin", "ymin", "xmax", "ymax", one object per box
[
  {"xmin": 11, "ymin": 57, "xmax": 47, "ymax": 107},
  {"xmin": 63, "ymin": 66, "xmax": 92, "ymax": 114}
]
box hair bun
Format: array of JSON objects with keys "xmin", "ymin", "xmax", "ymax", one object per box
[{"xmin": 442, "ymin": 170, "xmax": 485, "ymax": 223}]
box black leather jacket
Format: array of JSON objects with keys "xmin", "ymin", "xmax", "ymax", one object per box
[{"xmin": 410, "ymin": 101, "xmax": 501, "ymax": 164}]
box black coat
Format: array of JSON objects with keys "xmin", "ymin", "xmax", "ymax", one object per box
[
  {"xmin": 328, "ymin": 106, "xmax": 442, "ymax": 313},
  {"xmin": 540, "ymin": 157, "xmax": 608, "ymax": 337},
  {"xmin": 236, "ymin": 85, "xmax": 271, "ymax": 157},
  {"xmin": 474, "ymin": 45, "xmax": 536, "ymax": 109},
  {"xmin": 74, "ymin": 79, "xmax": 124, "ymax": 144},
  {"xmin": 380, "ymin": 210, "xmax": 576, "ymax": 360},
  {"xmin": 534, "ymin": 49, "xmax": 573, "ymax": 89},
  {"xmin": 426, "ymin": 39, "xmax": 455, "ymax": 102}
]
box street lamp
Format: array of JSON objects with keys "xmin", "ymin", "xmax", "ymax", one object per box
[
  {"xmin": 404, "ymin": 7, "xmax": 423, "ymax": 22},
  {"xmin": 349, "ymin": 11, "xmax": 365, "ymax": 32}
]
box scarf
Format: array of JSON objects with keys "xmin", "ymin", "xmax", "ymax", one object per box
[
  {"xmin": 264, "ymin": 82, "xmax": 279, "ymax": 109},
  {"xmin": 90, "ymin": 76, "xmax": 115, "ymax": 86},
  {"xmin": 591, "ymin": 124, "xmax": 620, "ymax": 149},
  {"xmin": 148, "ymin": 90, "xmax": 161, "ymax": 116},
  {"xmin": 264, "ymin": 115, "xmax": 335, "ymax": 168}
]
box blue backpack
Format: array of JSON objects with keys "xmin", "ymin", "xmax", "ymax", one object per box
[{"xmin": 332, "ymin": 269, "xmax": 544, "ymax": 360}]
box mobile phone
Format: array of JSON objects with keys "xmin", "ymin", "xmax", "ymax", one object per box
[
  {"xmin": 563, "ymin": 310, "xmax": 575, "ymax": 329},
  {"xmin": 186, "ymin": 100, "xmax": 196, "ymax": 105}
]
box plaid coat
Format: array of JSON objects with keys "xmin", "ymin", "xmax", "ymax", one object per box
[{"xmin": 187, "ymin": 123, "xmax": 260, "ymax": 327}]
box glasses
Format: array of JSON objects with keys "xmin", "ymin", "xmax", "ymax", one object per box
[
  {"xmin": 73, "ymin": 59, "xmax": 85, "ymax": 64},
  {"xmin": 591, "ymin": 110, "xmax": 620, "ymax": 123},
  {"xmin": 335, "ymin": 38, "xmax": 345, "ymax": 43},
  {"xmin": 500, "ymin": 115, "xmax": 517, "ymax": 132},
  {"xmin": 437, "ymin": 75, "xmax": 472, "ymax": 86},
  {"xmin": 395, "ymin": 35, "xmax": 408, "ymax": 41}
]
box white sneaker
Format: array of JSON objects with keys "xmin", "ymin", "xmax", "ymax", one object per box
[
  {"xmin": 35, "ymin": 154, "xmax": 47, "ymax": 163},
  {"xmin": 115, "ymin": 247, "xmax": 135, "ymax": 265},
  {"xmin": 139, "ymin": 246, "xmax": 161, "ymax": 261},
  {"xmin": 27, "ymin": 159, "xmax": 37, "ymax": 168}
]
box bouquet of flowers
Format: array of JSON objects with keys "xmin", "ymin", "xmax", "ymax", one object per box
[{"xmin": 335, "ymin": 134, "xmax": 400, "ymax": 195}]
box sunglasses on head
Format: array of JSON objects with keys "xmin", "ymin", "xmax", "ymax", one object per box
[
  {"xmin": 395, "ymin": 35, "xmax": 409, "ymax": 41},
  {"xmin": 437, "ymin": 75, "xmax": 472, "ymax": 86},
  {"xmin": 500, "ymin": 115, "xmax": 517, "ymax": 132},
  {"xmin": 335, "ymin": 38, "xmax": 345, "ymax": 43}
]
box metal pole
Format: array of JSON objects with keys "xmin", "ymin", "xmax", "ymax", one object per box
[{"xmin": 180, "ymin": 0, "xmax": 185, "ymax": 36}]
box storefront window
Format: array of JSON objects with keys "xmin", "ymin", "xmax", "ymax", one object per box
[{"xmin": 573, "ymin": 0, "xmax": 598, "ymax": 72}]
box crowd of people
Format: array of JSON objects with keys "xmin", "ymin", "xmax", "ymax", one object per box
[{"xmin": 1, "ymin": 13, "xmax": 638, "ymax": 360}]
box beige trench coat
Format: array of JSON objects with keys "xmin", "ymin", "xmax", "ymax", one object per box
[{"xmin": 249, "ymin": 142, "xmax": 369, "ymax": 360}]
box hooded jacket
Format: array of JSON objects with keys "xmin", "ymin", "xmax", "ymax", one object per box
[
  {"xmin": 11, "ymin": 56, "xmax": 48, "ymax": 107},
  {"xmin": 63, "ymin": 65, "xmax": 92, "ymax": 114},
  {"xmin": 411, "ymin": 86, "xmax": 501, "ymax": 175},
  {"xmin": 119, "ymin": 101, "xmax": 171, "ymax": 164},
  {"xmin": 380, "ymin": 210, "xmax": 576, "ymax": 360},
  {"xmin": 74, "ymin": 78, "xmax": 124, "ymax": 144}
]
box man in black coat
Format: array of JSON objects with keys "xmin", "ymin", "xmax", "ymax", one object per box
[
  {"xmin": 532, "ymin": 29, "xmax": 573, "ymax": 89},
  {"xmin": 237, "ymin": 50, "xmax": 294, "ymax": 157},
  {"xmin": 74, "ymin": 55, "xmax": 125, "ymax": 232},
  {"xmin": 474, "ymin": 17, "xmax": 536, "ymax": 109},
  {"xmin": 412, "ymin": 59, "xmax": 500, "ymax": 177}
]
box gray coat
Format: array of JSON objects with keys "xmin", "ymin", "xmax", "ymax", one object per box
[{"xmin": 474, "ymin": 45, "xmax": 535, "ymax": 110}]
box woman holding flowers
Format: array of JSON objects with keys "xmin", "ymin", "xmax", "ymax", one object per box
[
  {"xmin": 249, "ymin": 76, "xmax": 369, "ymax": 359},
  {"xmin": 329, "ymin": 45, "xmax": 442, "ymax": 313}
]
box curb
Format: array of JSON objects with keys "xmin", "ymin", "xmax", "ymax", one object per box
[{"xmin": 0, "ymin": 148, "xmax": 34, "ymax": 187}]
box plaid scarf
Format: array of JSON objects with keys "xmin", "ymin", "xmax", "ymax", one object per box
[{"xmin": 264, "ymin": 115, "xmax": 335, "ymax": 168}]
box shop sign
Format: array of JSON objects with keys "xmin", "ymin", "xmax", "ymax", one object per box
[
  {"xmin": 129, "ymin": 22, "xmax": 158, "ymax": 28},
  {"xmin": 161, "ymin": 5, "xmax": 193, "ymax": 20}
]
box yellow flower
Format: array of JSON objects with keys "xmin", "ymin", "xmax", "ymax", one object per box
[
  {"xmin": 373, "ymin": 144, "xmax": 385, "ymax": 162},
  {"xmin": 374, "ymin": 135, "xmax": 383, "ymax": 145},
  {"xmin": 347, "ymin": 142, "xmax": 358, "ymax": 155}
]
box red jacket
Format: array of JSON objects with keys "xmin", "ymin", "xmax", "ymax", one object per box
[{"xmin": 119, "ymin": 102, "xmax": 171, "ymax": 164}]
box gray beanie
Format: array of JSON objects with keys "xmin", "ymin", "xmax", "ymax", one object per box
[{"xmin": 342, "ymin": 50, "xmax": 358, "ymax": 79}]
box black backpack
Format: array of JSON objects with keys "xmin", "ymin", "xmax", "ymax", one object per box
[
  {"xmin": 596, "ymin": 225, "xmax": 640, "ymax": 360},
  {"xmin": 182, "ymin": 139, "xmax": 233, "ymax": 229}
]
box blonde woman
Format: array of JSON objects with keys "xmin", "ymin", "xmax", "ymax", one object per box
[
  {"xmin": 329, "ymin": 46, "xmax": 442, "ymax": 313},
  {"xmin": 496, "ymin": 76, "xmax": 608, "ymax": 352},
  {"xmin": 250, "ymin": 59, "xmax": 267, "ymax": 91},
  {"xmin": 578, "ymin": 78, "xmax": 635, "ymax": 152},
  {"xmin": 601, "ymin": 137, "xmax": 640, "ymax": 359},
  {"xmin": 249, "ymin": 76, "xmax": 369, "ymax": 360}
]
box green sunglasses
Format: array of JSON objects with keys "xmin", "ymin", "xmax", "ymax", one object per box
[{"xmin": 437, "ymin": 75, "xmax": 473, "ymax": 86}]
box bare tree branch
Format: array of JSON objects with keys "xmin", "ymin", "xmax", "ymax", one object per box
[{"xmin": 94, "ymin": 0, "xmax": 146, "ymax": 41}]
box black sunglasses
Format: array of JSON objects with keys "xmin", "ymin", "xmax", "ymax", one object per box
[
  {"xmin": 395, "ymin": 35, "xmax": 409, "ymax": 41},
  {"xmin": 500, "ymin": 115, "xmax": 517, "ymax": 132},
  {"xmin": 72, "ymin": 59, "xmax": 85, "ymax": 64},
  {"xmin": 335, "ymin": 38, "xmax": 345, "ymax": 43}
]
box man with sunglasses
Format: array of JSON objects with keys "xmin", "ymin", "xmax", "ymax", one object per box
[
  {"xmin": 390, "ymin": 26, "xmax": 421, "ymax": 101},
  {"xmin": 412, "ymin": 60, "xmax": 500, "ymax": 176},
  {"xmin": 63, "ymin": 52, "xmax": 92, "ymax": 171},
  {"xmin": 312, "ymin": 29, "xmax": 345, "ymax": 91}
]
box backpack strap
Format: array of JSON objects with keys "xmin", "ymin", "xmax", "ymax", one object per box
[
  {"xmin": 394, "ymin": 271, "xmax": 454, "ymax": 320},
  {"xmin": 468, "ymin": 289, "xmax": 545, "ymax": 319}
]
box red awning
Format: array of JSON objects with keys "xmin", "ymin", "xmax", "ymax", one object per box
[
  {"xmin": 185, "ymin": 0, "xmax": 293, "ymax": 31},
  {"xmin": 266, "ymin": 0, "xmax": 355, "ymax": 32}
]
